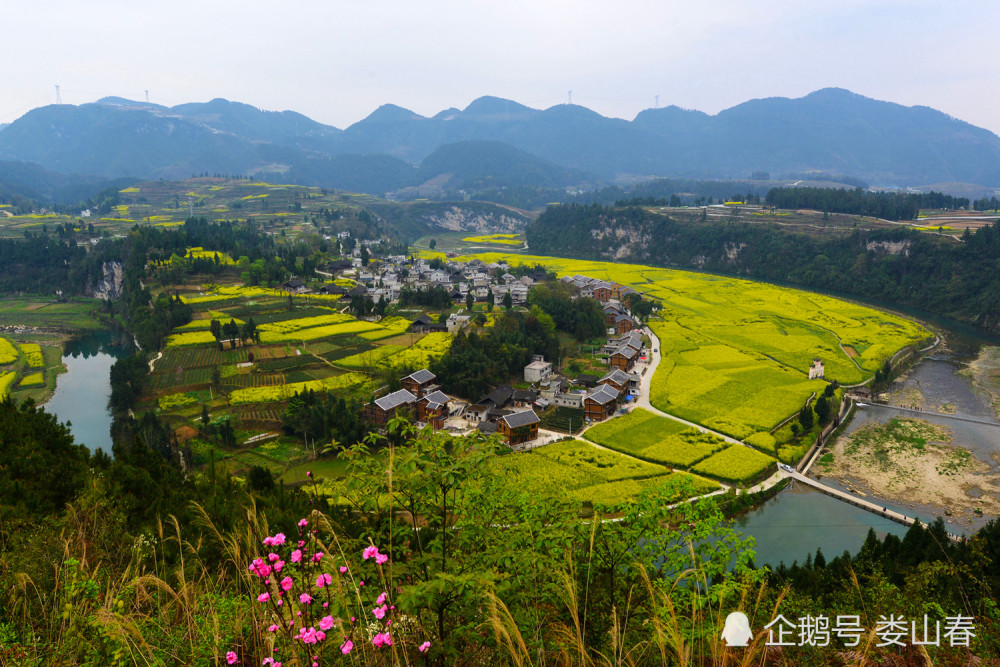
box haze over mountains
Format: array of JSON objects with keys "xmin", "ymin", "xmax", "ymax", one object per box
[{"xmin": 1, "ymin": 89, "xmax": 999, "ymax": 198}]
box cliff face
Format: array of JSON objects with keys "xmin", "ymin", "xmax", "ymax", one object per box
[{"xmin": 90, "ymin": 261, "xmax": 125, "ymax": 300}]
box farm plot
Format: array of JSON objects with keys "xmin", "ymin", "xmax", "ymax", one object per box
[
  {"xmin": 649, "ymin": 319, "xmax": 824, "ymax": 439},
  {"xmin": 228, "ymin": 372, "xmax": 370, "ymax": 404},
  {"xmin": 0, "ymin": 372, "xmax": 16, "ymax": 396},
  {"xmin": 691, "ymin": 445, "xmax": 776, "ymax": 484},
  {"xmin": 461, "ymin": 234, "xmax": 523, "ymax": 246},
  {"xmin": 256, "ymin": 355, "xmax": 323, "ymax": 372},
  {"xmin": 0, "ymin": 337, "xmax": 17, "ymax": 365},
  {"xmin": 18, "ymin": 343, "xmax": 43, "ymax": 368},
  {"xmin": 148, "ymin": 367, "xmax": 214, "ymax": 391},
  {"xmin": 334, "ymin": 333, "xmax": 452, "ymax": 372},
  {"xmin": 156, "ymin": 346, "xmax": 248, "ymax": 372},
  {"xmin": 258, "ymin": 317, "xmax": 381, "ymax": 344},
  {"xmin": 492, "ymin": 440, "xmax": 719, "ymax": 508},
  {"xmin": 585, "ymin": 408, "xmax": 727, "ymax": 467},
  {"xmin": 166, "ymin": 331, "xmax": 218, "ymax": 348}
]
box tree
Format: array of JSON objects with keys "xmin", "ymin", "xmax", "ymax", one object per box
[
  {"xmin": 210, "ymin": 319, "xmax": 221, "ymax": 341},
  {"xmin": 815, "ymin": 395, "xmax": 831, "ymax": 424},
  {"xmin": 465, "ymin": 291, "xmax": 474, "ymax": 311},
  {"xmin": 429, "ymin": 239, "xmax": 437, "ymax": 250},
  {"xmin": 798, "ymin": 403, "xmax": 815, "ymax": 431},
  {"xmin": 502, "ymin": 291, "xmax": 512, "ymax": 311}
]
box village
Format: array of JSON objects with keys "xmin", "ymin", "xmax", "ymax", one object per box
[{"xmin": 277, "ymin": 249, "xmax": 652, "ymax": 448}]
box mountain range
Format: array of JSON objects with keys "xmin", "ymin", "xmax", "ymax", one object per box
[{"xmin": 1, "ymin": 89, "xmax": 1000, "ymax": 196}]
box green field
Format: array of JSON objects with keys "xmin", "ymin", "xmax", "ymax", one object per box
[
  {"xmin": 435, "ymin": 252, "xmax": 929, "ymax": 443},
  {"xmin": 585, "ymin": 408, "xmax": 728, "ymax": 467},
  {"xmin": 490, "ymin": 440, "xmax": 720, "ymax": 509}
]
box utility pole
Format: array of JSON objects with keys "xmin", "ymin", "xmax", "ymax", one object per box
[
  {"xmin": 55, "ymin": 85, "xmax": 61, "ymax": 105},
  {"xmin": 655, "ymin": 94, "xmax": 659, "ymax": 109},
  {"xmin": 568, "ymin": 90, "xmax": 572, "ymax": 105}
]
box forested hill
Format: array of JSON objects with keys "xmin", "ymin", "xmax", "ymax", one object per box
[
  {"xmin": 5, "ymin": 89, "xmax": 1000, "ymax": 189},
  {"xmin": 526, "ymin": 204, "xmax": 1000, "ymax": 333}
]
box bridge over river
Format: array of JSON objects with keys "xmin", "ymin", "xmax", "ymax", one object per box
[
  {"xmin": 786, "ymin": 472, "xmax": 965, "ymax": 545},
  {"xmin": 857, "ymin": 402, "xmax": 1000, "ymax": 428}
]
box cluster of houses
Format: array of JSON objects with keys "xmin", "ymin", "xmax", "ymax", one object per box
[
  {"xmin": 364, "ymin": 369, "xmax": 453, "ymax": 430},
  {"xmin": 283, "ymin": 257, "xmax": 548, "ymax": 308},
  {"xmin": 351, "ymin": 268, "xmax": 651, "ymax": 447}
]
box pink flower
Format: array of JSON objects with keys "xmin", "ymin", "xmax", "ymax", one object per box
[
  {"xmin": 372, "ymin": 632, "xmax": 392, "ymax": 648},
  {"xmin": 313, "ymin": 552, "xmax": 324, "ymax": 562},
  {"xmin": 299, "ymin": 593, "xmax": 313, "ymax": 604},
  {"xmin": 280, "ymin": 577, "xmax": 294, "ymax": 592},
  {"xmin": 316, "ymin": 631, "xmax": 326, "ymax": 642},
  {"xmin": 273, "ymin": 560, "xmax": 285, "ymax": 573},
  {"xmin": 257, "ymin": 593, "xmax": 270, "ymax": 603},
  {"xmin": 376, "ymin": 592, "xmax": 387, "ymax": 605},
  {"xmin": 226, "ymin": 651, "xmax": 238, "ymax": 664},
  {"xmin": 362, "ymin": 545, "xmax": 379, "ymax": 560},
  {"xmin": 341, "ymin": 639, "xmax": 353, "ymax": 655},
  {"xmin": 267, "ymin": 552, "xmax": 279, "ymax": 562},
  {"xmin": 372, "ymin": 605, "xmax": 387, "ymax": 619},
  {"xmin": 419, "ymin": 641, "xmax": 431, "ymax": 653},
  {"xmin": 268, "ymin": 624, "xmax": 278, "ymax": 632},
  {"xmin": 249, "ymin": 559, "xmax": 272, "ymax": 579},
  {"xmin": 298, "ymin": 518, "xmax": 308, "ymax": 527},
  {"xmin": 339, "ymin": 566, "xmax": 348, "ymax": 573},
  {"xmin": 306, "ymin": 470, "xmax": 312, "ymax": 477},
  {"xmin": 291, "ymin": 550, "xmax": 302, "ymax": 563},
  {"xmin": 263, "ymin": 533, "xmax": 286, "ymax": 547},
  {"xmin": 316, "ymin": 573, "xmax": 332, "ymax": 587},
  {"xmin": 320, "ymin": 616, "xmax": 334, "ymax": 631},
  {"xmin": 375, "ymin": 552, "xmax": 389, "ymax": 565}
]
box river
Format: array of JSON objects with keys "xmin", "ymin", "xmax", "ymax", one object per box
[
  {"xmin": 43, "ymin": 331, "xmax": 128, "ymax": 456},
  {"xmin": 735, "ymin": 322, "xmax": 1000, "ymax": 568}
]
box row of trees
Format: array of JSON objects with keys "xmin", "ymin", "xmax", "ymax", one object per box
[{"xmin": 764, "ymin": 187, "xmax": 969, "ymax": 220}]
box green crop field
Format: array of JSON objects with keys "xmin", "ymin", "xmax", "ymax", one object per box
[
  {"xmin": 585, "ymin": 408, "xmax": 728, "ymax": 467},
  {"xmin": 18, "ymin": 343, "xmax": 44, "ymax": 367},
  {"xmin": 434, "ymin": 251, "xmax": 929, "ymax": 441},
  {"xmin": 691, "ymin": 445, "xmax": 776, "ymax": 484},
  {"xmin": 491, "ymin": 440, "xmax": 719, "ymax": 508}
]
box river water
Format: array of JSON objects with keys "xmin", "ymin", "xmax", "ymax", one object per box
[
  {"xmin": 735, "ymin": 324, "xmax": 1000, "ymax": 568},
  {"xmin": 44, "ymin": 331, "xmax": 128, "ymax": 456}
]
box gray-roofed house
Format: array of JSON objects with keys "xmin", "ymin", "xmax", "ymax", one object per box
[
  {"xmin": 401, "ymin": 369, "xmax": 436, "ymax": 398},
  {"xmin": 365, "ymin": 389, "xmax": 416, "ymax": 425},
  {"xmin": 584, "ymin": 385, "xmax": 620, "ymax": 422},
  {"xmin": 416, "ymin": 389, "xmax": 451, "ymax": 429},
  {"xmin": 498, "ymin": 409, "xmax": 540, "ymax": 445}
]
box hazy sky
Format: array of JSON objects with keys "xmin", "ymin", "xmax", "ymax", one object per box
[{"xmin": 3, "ymin": 0, "xmax": 998, "ymax": 134}]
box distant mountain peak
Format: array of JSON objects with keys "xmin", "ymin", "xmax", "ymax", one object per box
[
  {"xmin": 362, "ymin": 104, "xmax": 424, "ymax": 123},
  {"xmin": 462, "ymin": 96, "xmax": 534, "ymax": 116}
]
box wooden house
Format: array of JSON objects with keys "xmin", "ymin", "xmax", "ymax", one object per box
[
  {"xmin": 401, "ymin": 369, "xmax": 436, "ymax": 398},
  {"xmin": 609, "ymin": 345, "xmax": 639, "ymax": 372},
  {"xmin": 584, "ymin": 385, "xmax": 619, "ymax": 422},
  {"xmin": 416, "ymin": 390, "xmax": 451, "ymax": 429},
  {"xmin": 498, "ymin": 410, "xmax": 540, "ymax": 445},
  {"xmin": 366, "ymin": 389, "xmax": 416, "ymax": 425}
]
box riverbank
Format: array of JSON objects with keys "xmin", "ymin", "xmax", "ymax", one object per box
[
  {"xmin": 965, "ymin": 345, "xmax": 1000, "ymax": 420},
  {"xmin": 816, "ymin": 417, "xmax": 996, "ymax": 530}
]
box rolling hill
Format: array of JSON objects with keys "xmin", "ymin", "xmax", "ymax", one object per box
[{"xmin": 2, "ymin": 89, "xmax": 1000, "ymax": 191}]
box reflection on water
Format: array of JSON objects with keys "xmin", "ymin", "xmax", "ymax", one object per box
[
  {"xmin": 44, "ymin": 331, "xmax": 129, "ymax": 456},
  {"xmin": 735, "ymin": 485, "xmax": 908, "ymax": 568}
]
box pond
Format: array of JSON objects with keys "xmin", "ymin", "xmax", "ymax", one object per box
[{"xmin": 43, "ymin": 331, "xmax": 129, "ymax": 456}]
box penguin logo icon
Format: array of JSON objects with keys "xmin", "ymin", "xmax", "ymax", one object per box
[{"xmin": 721, "ymin": 611, "xmax": 753, "ymax": 647}]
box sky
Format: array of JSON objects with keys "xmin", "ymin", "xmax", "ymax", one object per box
[{"xmin": 2, "ymin": 0, "xmax": 999, "ymax": 134}]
